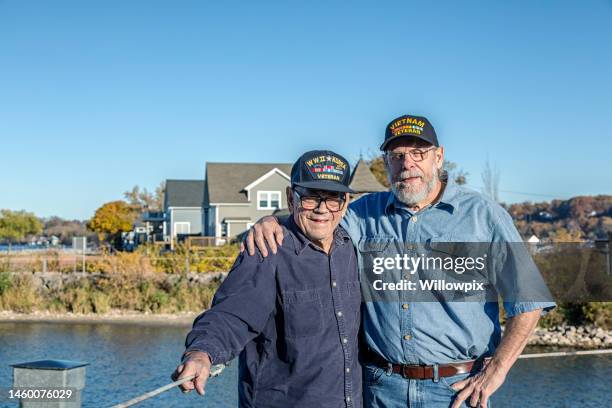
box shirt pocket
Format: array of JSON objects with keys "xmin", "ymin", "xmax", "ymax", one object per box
[
  {"xmin": 423, "ymin": 235, "xmax": 492, "ymax": 302},
  {"xmin": 282, "ymin": 288, "xmax": 324, "ymax": 338},
  {"xmin": 358, "ymin": 235, "xmax": 398, "ymax": 302}
]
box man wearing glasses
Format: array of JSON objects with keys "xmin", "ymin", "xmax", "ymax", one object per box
[
  {"xmin": 245, "ymin": 114, "xmax": 555, "ymax": 407},
  {"xmin": 172, "ymin": 150, "xmax": 362, "ymax": 408}
]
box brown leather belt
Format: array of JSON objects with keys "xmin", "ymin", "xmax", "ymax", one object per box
[{"xmin": 364, "ymin": 349, "xmax": 490, "ymax": 380}]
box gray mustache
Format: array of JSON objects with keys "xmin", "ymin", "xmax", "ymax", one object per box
[{"xmin": 394, "ymin": 170, "xmax": 423, "ymax": 182}]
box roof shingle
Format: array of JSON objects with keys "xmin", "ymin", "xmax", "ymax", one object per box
[
  {"xmin": 206, "ymin": 163, "xmax": 292, "ymax": 204},
  {"xmin": 164, "ymin": 179, "xmax": 205, "ymax": 208},
  {"xmin": 349, "ymin": 159, "xmax": 388, "ymax": 194}
]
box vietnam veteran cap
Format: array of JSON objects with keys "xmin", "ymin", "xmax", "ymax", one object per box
[
  {"xmin": 380, "ymin": 114, "xmax": 439, "ymax": 150},
  {"xmin": 291, "ymin": 150, "xmax": 355, "ymax": 193}
]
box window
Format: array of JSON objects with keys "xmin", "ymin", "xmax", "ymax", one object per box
[
  {"xmin": 257, "ymin": 191, "xmax": 281, "ymax": 210},
  {"xmin": 174, "ymin": 222, "xmax": 190, "ymax": 236}
]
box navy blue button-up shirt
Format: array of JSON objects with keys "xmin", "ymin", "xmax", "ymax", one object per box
[{"xmin": 185, "ymin": 217, "xmax": 362, "ymax": 408}]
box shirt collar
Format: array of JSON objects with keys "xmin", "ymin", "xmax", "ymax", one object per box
[
  {"xmin": 384, "ymin": 176, "xmax": 461, "ymax": 215},
  {"xmin": 285, "ymin": 215, "xmax": 350, "ymax": 255}
]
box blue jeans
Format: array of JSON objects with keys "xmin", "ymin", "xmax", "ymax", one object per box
[{"xmin": 363, "ymin": 363, "xmax": 491, "ymax": 408}]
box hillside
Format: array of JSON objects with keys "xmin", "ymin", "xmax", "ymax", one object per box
[{"xmin": 507, "ymin": 195, "xmax": 612, "ymax": 241}]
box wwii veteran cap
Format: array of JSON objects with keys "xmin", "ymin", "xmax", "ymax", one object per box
[
  {"xmin": 291, "ymin": 150, "xmax": 355, "ymax": 193},
  {"xmin": 380, "ymin": 114, "xmax": 439, "ymax": 150}
]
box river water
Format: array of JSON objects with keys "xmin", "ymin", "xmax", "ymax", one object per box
[{"xmin": 0, "ymin": 322, "xmax": 610, "ymax": 407}]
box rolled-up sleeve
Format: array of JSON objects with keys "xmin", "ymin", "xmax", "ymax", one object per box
[
  {"xmin": 491, "ymin": 208, "xmax": 556, "ymax": 318},
  {"xmin": 184, "ymin": 252, "xmax": 277, "ymax": 364}
]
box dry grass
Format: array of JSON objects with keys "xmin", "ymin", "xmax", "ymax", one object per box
[
  {"xmin": 0, "ymin": 272, "xmax": 220, "ymax": 314},
  {"xmin": 0, "ymin": 243, "xmax": 239, "ymax": 275}
]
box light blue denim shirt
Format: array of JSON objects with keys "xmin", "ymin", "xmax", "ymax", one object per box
[{"xmin": 341, "ymin": 179, "xmax": 555, "ymax": 365}]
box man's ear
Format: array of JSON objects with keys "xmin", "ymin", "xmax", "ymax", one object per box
[
  {"xmin": 435, "ymin": 146, "xmax": 445, "ymax": 169},
  {"xmin": 286, "ymin": 187, "xmax": 294, "ymax": 212}
]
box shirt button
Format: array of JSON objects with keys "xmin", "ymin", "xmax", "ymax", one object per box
[
  {"xmin": 346, "ymin": 396, "xmax": 351, "ymax": 402},
  {"xmin": 402, "ymin": 303, "xmax": 409, "ymax": 310},
  {"xmin": 342, "ymin": 337, "xmax": 348, "ymax": 344},
  {"xmin": 412, "ymin": 216, "xmax": 418, "ymax": 222},
  {"xmin": 345, "ymin": 367, "xmax": 350, "ymax": 373},
  {"xmin": 337, "ymin": 311, "xmax": 343, "ymax": 317},
  {"xmin": 332, "ymin": 281, "xmax": 337, "ymax": 287},
  {"xmin": 404, "ymin": 334, "xmax": 412, "ymax": 341}
]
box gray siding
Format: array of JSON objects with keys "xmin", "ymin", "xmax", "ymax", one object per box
[
  {"xmin": 227, "ymin": 221, "xmax": 250, "ymax": 237},
  {"xmin": 168, "ymin": 207, "xmax": 203, "ymax": 237},
  {"xmin": 212, "ymin": 172, "xmax": 290, "ymax": 238}
]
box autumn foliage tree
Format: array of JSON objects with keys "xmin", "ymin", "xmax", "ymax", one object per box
[
  {"xmin": 0, "ymin": 209, "xmax": 43, "ymax": 245},
  {"xmin": 87, "ymin": 201, "xmax": 138, "ymax": 248}
]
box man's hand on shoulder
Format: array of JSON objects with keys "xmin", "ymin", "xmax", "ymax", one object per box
[
  {"xmin": 171, "ymin": 351, "xmax": 212, "ymax": 396},
  {"xmin": 240, "ymin": 216, "xmax": 284, "ymax": 257}
]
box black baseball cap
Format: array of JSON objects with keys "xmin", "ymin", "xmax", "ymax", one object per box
[
  {"xmin": 380, "ymin": 114, "xmax": 439, "ymax": 150},
  {"xmin": 291, "ymin": 150, "xmax": 355, "ymax": 194}
]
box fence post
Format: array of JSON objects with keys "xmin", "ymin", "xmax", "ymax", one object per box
[
  {"xmin": 43, "ymin": 258, "xmax": 47, "ymax": 274},
  {"xmin": 185, "ymin": 254, "xmax": 190, "ymax": 275},
  {"xmin": 608, "ymin": 232, "xmax": 612, "ymax": 276}
]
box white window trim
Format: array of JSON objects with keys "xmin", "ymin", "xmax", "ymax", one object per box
[
  {"xmin": 173, "ymin": 222, "xmax": 191, "ymax": 236},
  {"xmin": 244, "ymin": 168, "xmax": 290, "ymax": 201},
  {"xmin": 257, "ymin": 191, "xmax": 282, "ymax": 210}
]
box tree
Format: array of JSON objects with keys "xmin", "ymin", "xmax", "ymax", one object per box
[
  {"xmin": 124, "ymin": 181, "xmax": 165, "ymax": 211},
  {"xmin": 481, "ymin": 159, "xmax": 500, "ymax": 202},
  {"xmin": 43, "ymin": 217, "xmax": 95, "ymax": 245},
  {"xmin": 87, "ymin": 201, "xmax": 138, "ymax": 247},
  {"xmin": 368, "ymin": 156, "xmax": 390, "ymax": 188},
  {"xmin": 0, "ymin": 209, "xmax": 43, "ymax": 244},
  {"xmin": 549, "ymin": 228, "xmax": 583, "ymax": 243},
  {"xmin": 154, "ymin": 181, "xmax": 165, "ymax": 210},
  {"xmin": 443, "ymin": 160, "xmax": 469, "ymax": 185}
]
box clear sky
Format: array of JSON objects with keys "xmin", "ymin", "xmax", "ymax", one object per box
[{"xmin": 1, "ymin": 0, "xmax": 611, "ymax": 220}]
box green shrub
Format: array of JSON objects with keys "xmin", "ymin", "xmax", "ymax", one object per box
[{"xmin": 0, "ymin": 272, "xmax": 12, "ymax": 294}]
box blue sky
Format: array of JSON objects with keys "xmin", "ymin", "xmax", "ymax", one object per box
[{"xmin": 1, "ymin": 0, "xmax": 611, "ymax": 220}]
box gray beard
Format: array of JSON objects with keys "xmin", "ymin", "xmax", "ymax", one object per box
[{"xmin": 390, "ymin": 164, "xmax": 439, "ymax": 207}]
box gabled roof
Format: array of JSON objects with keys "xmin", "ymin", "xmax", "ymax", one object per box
[
  {"xmin": 349, "ymin": 159, "xmax": 388, "ymax": 194},
  {"xmin": 164, "ymin": 179, "xmax": 205, "ymax": 208},
  {"xmin": 206, "ymin": 163, "xmax": 293, "ymax": 204}
]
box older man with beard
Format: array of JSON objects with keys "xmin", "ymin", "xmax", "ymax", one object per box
[{"xmin": 245, "ymin": 114, "xmax": 555, "ymax": 408}]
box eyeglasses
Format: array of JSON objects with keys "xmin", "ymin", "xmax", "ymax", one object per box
[
  {"xmin": 385, "ymin": 147, "xmax": 436, "ymax": 163},
  {"xmin": 294, "ymin": 190, "xmax": 346, "ymax": 212}
]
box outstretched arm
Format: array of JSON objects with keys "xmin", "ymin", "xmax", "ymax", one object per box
[{"xmin": 172, "ymin": 252, "xmax": 277, "ymax": 395}]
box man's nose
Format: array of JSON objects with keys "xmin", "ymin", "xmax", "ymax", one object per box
[
  {"xmin": 400, "ymin": 156, "xmax": 418, "ymax": 170},
  {"xmin": 313, "ymin": 200, "xmax": 330, "ymax": 213}
]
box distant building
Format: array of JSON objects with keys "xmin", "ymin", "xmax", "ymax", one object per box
[
  {"xmin": 348, "ymin": 159, "xmax": 388, "ymax": 200},
  {"xmin": 527, "ymin": 234, "xmax": 541, "ymax": 244},
  {"xmin": 204, "ymin": 163, "xmax": 292, "ymax": 242},
  {"xmin": 537, "ymin": 211, "xmax": 554, "ymax": 221},
  {"xmin": 140, "ymin": 210, "xmax": 165, "ymax": 242},
  {"xmin": 163, "ymin": 179, "xmax": 205, "ymax": 241}
]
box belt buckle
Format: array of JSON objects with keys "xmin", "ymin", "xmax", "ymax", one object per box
[{"xmin": 401, "ymin": 365, "xmax": 411, "ymax": 379}]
